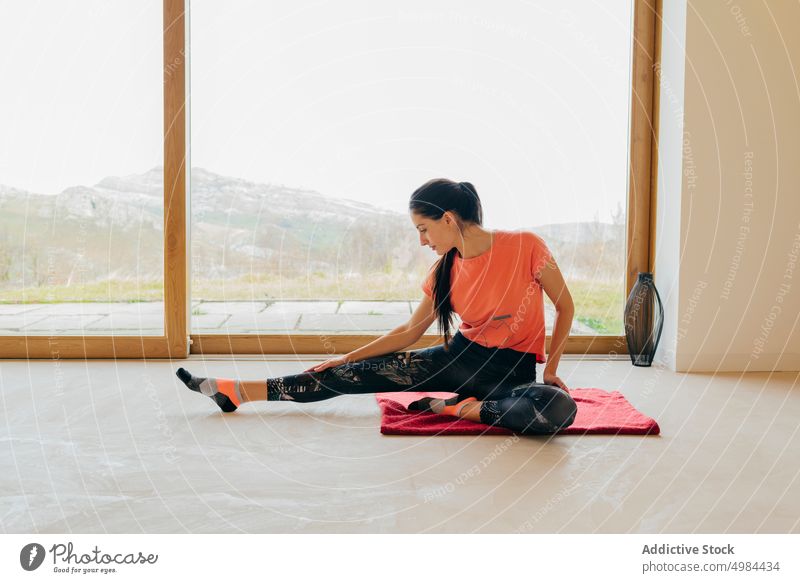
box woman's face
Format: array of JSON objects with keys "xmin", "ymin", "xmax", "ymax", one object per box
[{"xmin": 410, "ymin": 211, "xmax": 456, "ymax": 255}]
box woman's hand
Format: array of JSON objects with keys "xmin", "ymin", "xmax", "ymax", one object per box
[
  {"xmin": 303, "ymin": 354, "xmax": 351, "ymax": 374},
  {"xmin": 543, "ymin": 369, "xmax": 569, "ymax": 392}
]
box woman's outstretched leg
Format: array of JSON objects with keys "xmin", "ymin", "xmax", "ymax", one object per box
[
  {"xmin": 176, "ymin": 346, "xmax": 454, "ymax": 412},
  {"xmin": 264, "ymin": 348, "xmax": 448, "ymax": 403}
]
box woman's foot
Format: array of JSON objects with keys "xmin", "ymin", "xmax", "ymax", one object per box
[
  {"xmin": 176, "ymin": 367, "xmax": 242, "ymax": 412},
  {"xmin": 440, "ymin": 396, "xmax": 478, "ymax": 417},
  {"xmin": 408, "ymin": 395, "xmax": 457, "ymax": 413},
  {"xmin": 408, "ymin": 395, "xmax": 477, "ymax": 415}
]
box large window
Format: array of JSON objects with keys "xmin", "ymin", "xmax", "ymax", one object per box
[
  {"xmin": 0, "ymin": 0, "xmax": 164, "ymax": 337},
  {"xmin": 0, "ymin": 0, "xmax": 658, "ymax": 358},
  {"xmin": 189, "ymin": 0, "xmax": 632, "ymax": 338}
]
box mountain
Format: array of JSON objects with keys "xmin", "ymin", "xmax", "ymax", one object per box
[
  {"xmin": 534, "ymin": 221, "xmax": 623, "ymax": 245},
  {"xmin": 0, "ymin": 167, "xmax": 426, "ymax": 285},
  {"xmin": 0, "ymin": 167, "xmax": 624, "ymax": 287}
]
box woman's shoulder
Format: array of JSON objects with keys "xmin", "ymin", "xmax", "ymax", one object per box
[{"xmin": 494, "ymin": 231, "xmax": 552, "ymax": 269}]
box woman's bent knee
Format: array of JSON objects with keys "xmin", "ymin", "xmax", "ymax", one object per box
[
  {"xmin": 509, "ymin": 392, "xmax": 577, "ymax": 434},
  {"xmin": 507, "ymin": 382, "xmax": 577, "ymax": 432},
  {"xmin": 549, "ymin": 392, "xmax": 577, "ymax": 430}
]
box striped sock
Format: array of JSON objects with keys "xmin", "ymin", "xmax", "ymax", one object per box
[
  {"xmin": 176, "ymin": 367, "xmax": 242, "ymax": 413},
  {"xmin": 441, "ymin": 396, "xmax": 477, "ymax": 417},
  {"xmin": 409, "ymin": 395, "xmax": 478, "ymax": 415},
  {"xmin": 408, "ymin": 396, "xmax": 459, "ymax": 413}
]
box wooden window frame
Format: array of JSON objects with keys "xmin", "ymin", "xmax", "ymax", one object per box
[{"xmin": 0, "ymin": 0, "xmax": 660, "ymax": 359}]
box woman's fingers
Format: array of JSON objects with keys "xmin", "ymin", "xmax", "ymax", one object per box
[{"xmin": 304, "ymin": 358, "xmax": 340, "ymax": 373}]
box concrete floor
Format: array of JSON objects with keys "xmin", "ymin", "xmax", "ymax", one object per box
[{"xmin": 1, "ymin": 357, "xmax": 798, "ymax": 533}]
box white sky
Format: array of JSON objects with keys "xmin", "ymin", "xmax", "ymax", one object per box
[{"xmin": 1, "ymin": 0, "xmax": 632, "ymax": 228}]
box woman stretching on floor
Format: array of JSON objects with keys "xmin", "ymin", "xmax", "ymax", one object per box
[{"xmin": 177, "ymin": 179, "xmax": 578, "ymax": 435}]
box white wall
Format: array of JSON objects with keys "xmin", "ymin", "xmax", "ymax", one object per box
[
  {"xmin": 655, "ymin": 0, "xmax": 800, "ymax": 372},
  {"xmin": 652, "ymin": 0, "xmax": 688, "ymax": 372}
]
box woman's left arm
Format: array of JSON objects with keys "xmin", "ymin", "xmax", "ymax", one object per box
[{"xmin": 538, "ymin": 256, "xmax": 575, "ymax": 391}]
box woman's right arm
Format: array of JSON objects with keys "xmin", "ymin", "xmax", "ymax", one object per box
[
  {"xmin": 345, "ymin": 293, "xmax": 438, "ymax": 362},
  {"xmin": 305, "ymin": 294, "xmax": 437, "ymax": 372}
]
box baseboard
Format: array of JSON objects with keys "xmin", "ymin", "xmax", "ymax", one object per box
[{"xmin": 676, "ymin": 352, "xmax": 800, "ymax": 373}]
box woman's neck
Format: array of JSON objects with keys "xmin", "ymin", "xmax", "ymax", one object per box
[{"xmin": 456, "ymin": 226, "xmax": 494, "ymax": 259}]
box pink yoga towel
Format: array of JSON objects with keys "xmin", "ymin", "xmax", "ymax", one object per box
[{"xmin": 376, "ymin": 388, "xmax": 660, "ymax": 436}]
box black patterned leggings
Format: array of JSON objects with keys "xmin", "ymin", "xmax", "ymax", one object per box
[{"xmin": 266, "ymin": 331, "xmax": 577, "ymax": 435}]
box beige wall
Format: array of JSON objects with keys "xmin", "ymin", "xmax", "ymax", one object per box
[{"xmin": 654, "ymin": 0, "xmax": 800, "ymax": 372}]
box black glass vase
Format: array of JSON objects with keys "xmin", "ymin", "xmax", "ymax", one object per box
[{"xmin": 624, "ymin": 272, "xmax": 664, "ymax": 367}]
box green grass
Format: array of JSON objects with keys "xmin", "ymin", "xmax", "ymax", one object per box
[
  {"xmin": 0, "ymin": 275, "xmax": 625, "ymax": 334},
  {"xmin": 569, "ymin": 279, "xmax": 625, "ymax": 335},
  {"xmin": 0, "ymin": 279, "xmax": 164, "ymax": 303}
]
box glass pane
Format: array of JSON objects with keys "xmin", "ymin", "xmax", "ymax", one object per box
[
  {"xmin": 0, "ymin": 1, "xmax": 164, "ymax": 335},
  {"xmin": 189, "ymin": 0, "xmax": 631, "ymax": 336}
]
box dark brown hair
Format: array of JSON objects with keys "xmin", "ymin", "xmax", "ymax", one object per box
[{"xmin": 408, "ymin": 179, "xmax": 483, "ymax": 348}]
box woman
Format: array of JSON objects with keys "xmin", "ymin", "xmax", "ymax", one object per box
[{"xmin": 177, "ymin": 178, "xmax": 578, "ymax": 435}]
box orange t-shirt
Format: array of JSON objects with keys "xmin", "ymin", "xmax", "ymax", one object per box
[{"xmin": 421, "ymin": 229, "xmax": 553, "ymax": 363}]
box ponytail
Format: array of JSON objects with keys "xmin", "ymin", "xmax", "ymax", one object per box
[{"xmin": 409, "ymin": 178, "xmax": 483, "ymax": 348}]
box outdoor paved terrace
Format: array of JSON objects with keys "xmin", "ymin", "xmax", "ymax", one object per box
[{"xmin": 0, "ymin": 300, "xmax": 597, "ymax": 335}]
